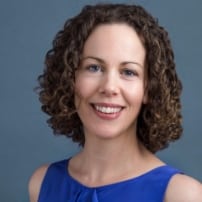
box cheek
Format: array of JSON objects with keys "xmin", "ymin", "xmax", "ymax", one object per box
[
  {"xmin": 74, "ymin": 76, "xmax": 97, "ymax": 103},
  {"xmin": 124, "ymin": 84, "xmax": 145, "ymax": 104}
]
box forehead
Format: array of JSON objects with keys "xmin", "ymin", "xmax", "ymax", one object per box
[
  {"xmin": 84, "ymin": 23, "xmax": 141, "ymax": 44},
  {"xmin": 82, "ymin": 23, "xmax": 146, "ymax": 64}
]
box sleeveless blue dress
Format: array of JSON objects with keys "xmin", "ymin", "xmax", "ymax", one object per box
[{"xmin": 38, "ymin": 159, "xmax": 182, "ymax": 202}]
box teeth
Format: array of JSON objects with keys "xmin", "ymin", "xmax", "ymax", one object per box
[{"xmin": 95, "ymin": 105, "xmax": 121, "ymax": 114}]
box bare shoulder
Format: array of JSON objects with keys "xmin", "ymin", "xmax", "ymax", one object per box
[
  {"xmin": 28, "ymin": 164, "xmax": 49, "ymax": 202},
  {"xmin": 165, "ymin": 173, "xmax": 202, "ymax": 202}
]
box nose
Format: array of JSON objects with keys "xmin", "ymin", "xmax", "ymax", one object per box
[{"xmin": 99, "ymin": 71, "xmax": 119, "ymax": 96}]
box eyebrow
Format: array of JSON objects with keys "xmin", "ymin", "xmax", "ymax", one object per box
[
  {"xmin": 81, "ymin": 56, "xmax": 105, "ymax": 64},
  {"xmin": 81, "ymin": 56, "xmax": 144, "ymax": 68}
]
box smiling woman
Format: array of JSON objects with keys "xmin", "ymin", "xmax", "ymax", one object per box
[
  {"xmin": 75, "ymin": 24, "xmax": 146, "ymax": 140},
  {"xmin": 29, "ymin": 3, "xmax": 202, "ymax": 202}
]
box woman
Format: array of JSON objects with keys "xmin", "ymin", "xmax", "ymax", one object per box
[{"xmin": 29, "ymin": 3, "xmax": 202, "ymax": 202}]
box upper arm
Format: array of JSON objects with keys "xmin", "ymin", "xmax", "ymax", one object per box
[
  {"xmin": 164, "ymin": 174, "xmax": 202, "ymax": 202},
  {"xmin": 28, "ymin": 164, "xmax": 49, "ymax": 202}
]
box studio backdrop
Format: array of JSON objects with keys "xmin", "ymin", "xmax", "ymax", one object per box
[{"xmin": 0, "ymin": 0, "xmax": 201, "ymax": 201}]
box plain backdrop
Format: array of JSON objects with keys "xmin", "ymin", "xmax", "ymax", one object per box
[{"xmin": 0, "ymin": 0, "xmax": 201, "ymax": 201}]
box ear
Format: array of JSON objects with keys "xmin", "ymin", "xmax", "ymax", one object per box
[
  {"xmin": 143, "ymin": 91, "xmax": 148, "ymax": 104},
  {"xmin": 143, "ymin": 74, "xmax": 148, "ymax": 104},
  {"xmin": 142, "ymin": 84, "xmax": 148, "ymax": 104}
]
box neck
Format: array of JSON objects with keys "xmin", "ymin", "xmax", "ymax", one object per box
[
  {"xmin": 82, "ymin": 133, "xmax": 144, "ymax": 166},
  {"xmin": 69, "ymin": 133, "xmax": 156, "ymax": 187}
]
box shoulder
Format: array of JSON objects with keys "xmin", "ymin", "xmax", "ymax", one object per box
[
  {"xmin": 28, "ymin": 164, "xmax": 49, "ymax": 202},
  {"xmin": 165, "ymin": 174, "xmax": 202, "ymax": 202}
]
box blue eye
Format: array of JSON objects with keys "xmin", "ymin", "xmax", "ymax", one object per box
[
  {"xmin": 122, "ymin": 69, "xmax": 137, "ymax": 77},
  {"xmin": 87, "ymin": 64, "xmax": 102, "ymax": 72}
]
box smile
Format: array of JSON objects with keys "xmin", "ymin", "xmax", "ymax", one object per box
[
  {"xmin": 90, "ymin": 103, "xmax": 124, "ymax": 120},
  {"xmin": 95, "ymin": 105, "xmax": 122, "ymax": 114},
  {"xmin": 91, "ymin": 103, "xmax": 124, "ymax": 114}
]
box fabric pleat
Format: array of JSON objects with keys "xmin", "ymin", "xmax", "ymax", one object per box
[{"xmin": 38, "ymin": 159, "xmax": 183, "ymax": 202}]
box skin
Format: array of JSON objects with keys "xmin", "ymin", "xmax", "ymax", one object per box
[
  {"xmin": 75, "ymin": 23, "xmax": 147, "ymax": 142},
  {"xmin": 29, "ymin": 23, "xmax": 202, "ymax": 202}
]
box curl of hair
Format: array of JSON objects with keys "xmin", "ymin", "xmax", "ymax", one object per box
[{"xmin": 37, "ymin": 3, "xmax": 183, "ymax": 153}]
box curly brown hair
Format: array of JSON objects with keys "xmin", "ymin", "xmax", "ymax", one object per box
[{"xmin": 37, "ymin": 3, "xmax": 183, "ymax": 153}]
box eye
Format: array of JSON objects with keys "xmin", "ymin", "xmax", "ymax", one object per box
[
  {"xmin": 121, "ymin": 68, "xmax": 137, "ymax": 77},
  {"xmin": 87, "ymin": 64, "xmax": 102, "ymax": 72}
]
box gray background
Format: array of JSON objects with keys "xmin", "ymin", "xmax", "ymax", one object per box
[{"xmin": 0, "ymin": 0, "xmax": 201, "ymax": 201}]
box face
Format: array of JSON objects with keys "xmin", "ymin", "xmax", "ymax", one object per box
[{"xmin": 75, "ymin": 23, "xmax": 146, "ymax": 142}]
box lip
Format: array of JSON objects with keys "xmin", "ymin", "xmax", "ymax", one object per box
[
  {"xmin": 92, "ymin": 103, "xmax": 123, "ymax": 107},
  {"xmin": 91, "ymin": 103, "xmax": 124, "ymax": 120}
]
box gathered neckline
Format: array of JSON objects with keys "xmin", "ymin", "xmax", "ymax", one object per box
[{"xmin": 64, "ymin": 158, "xmax": 168, "ymax": 190}]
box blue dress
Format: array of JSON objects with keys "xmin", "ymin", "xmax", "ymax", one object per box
[{"xmin": 38, "ymin": 159, "xmax": 182, "ymax": 202}]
